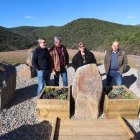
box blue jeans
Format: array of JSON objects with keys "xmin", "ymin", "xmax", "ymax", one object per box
[
  {"xmin": 37, "ymin": 70, "xmax": 51, "ymax": 96},
  {"xmin": 54, "ymin": 69, "xmax": 68, "ymax": 86},
  {"xmin": 106, "ymin": 70, "xmax": 122, "ymax": 86}
]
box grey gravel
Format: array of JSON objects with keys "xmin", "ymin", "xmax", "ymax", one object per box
[{"xmin": 0, "ymin": 64, "xmax": 140, "ymax": 140}]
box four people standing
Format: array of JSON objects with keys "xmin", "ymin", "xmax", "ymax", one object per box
[{"xmin": 32, "ymin": 37, "xmax": 128, "ymax": 96}]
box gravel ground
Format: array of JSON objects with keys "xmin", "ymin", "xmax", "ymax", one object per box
[{"xmin": 0, "ymin": 64, "xmax": 140, "ymax": 140}]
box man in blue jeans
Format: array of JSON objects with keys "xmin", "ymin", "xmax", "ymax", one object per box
[
  {"xmin": 104, "ymin": 41, "xmax": 128, "ymax": 86},
  {"xmin": 32, "ymin": 38, "xmax": 52, "ymax": 96},
  {"xmin": 50, "ymin": 36, "xmax": 69, "ymax": 86}
]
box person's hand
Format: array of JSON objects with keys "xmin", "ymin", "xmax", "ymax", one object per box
[
  {"xmin": 65, "ymin": 65, "xmax": 68, "ymax": 69},
  {"xmin": 52, "ymin": 70, "xmax": 56, "ymax": 75}
]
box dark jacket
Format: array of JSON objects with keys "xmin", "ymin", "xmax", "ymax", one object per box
[
  {"xmin": 72, "ymin": 49, "xmax": 97, "ymax": 70},
  {"xmin": 49, "ymin": 45, "xmax": 69, "ymax": 72},
  {"xmin": 32, "ymin": 47, "xmax": 52, "ymax": 71},
  {"xmin": 104, "ymin": 49, "xmax": 128, "ymax": 74}
]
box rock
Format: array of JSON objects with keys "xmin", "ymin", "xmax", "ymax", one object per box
[
  {"xmin": 26, "ymin": 48, "xmax": 34, "ymax": 66},
  {"xmin": 17, "ymin": 64, "xmax": 36, "ymax": 79},
  {"xmin": 0, "ymin": 61, "xmax": 16, "ymax": 110},
  {"xmin": 26, "ymin": 48, "xmax": 37, "ymax": 78},
  {"xmin": 73, "ymin": 64, "xmax": 103, "ymax": 119}
]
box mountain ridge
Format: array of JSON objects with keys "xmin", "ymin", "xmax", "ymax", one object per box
[{"xmin": 0, "ymin": 18, "xmax": 140, "ymax": 54}]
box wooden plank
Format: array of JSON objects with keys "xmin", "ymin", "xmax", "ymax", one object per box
[
  {"xmin": 38, "ymin": 86, "xmax": 46, "ymax": 98},
  {"xmin": 105, "ymin": 112, "xmax": 138, "ymax": 119},
  {"xmin": 37, "ymin": 108, "xmax": 68, "ymax": 114},
  {"xmin": 106, "ymin": 99, "xmax": 139, "ymax": 103},
  {"xmin": 56, "ymin": 127, "xmax": 127, "ymax": 136},
  {"xmin": 107, "ymin": 111, "xmax": 138, "ymax": 116},
  {"xmin": 55, "ymin": 135, "xmax": 129, "ymax": 140},
  {"xmin": 105, "ymin": 97, "xmax": 138, "ymax": 103},
  {"xmin": 106, "ymin": 115, "xmax": 137, "ymax": 119},
  {"xmin": 50, "ymin": 117, "xmax": 57, "ymax": 140},
  {"xmin": 107, "ymin": 109, "xmax": 138, "ymax": 113},
  {"xmin": 104, "ymin": 96, "xmax": 109, "ymax": 116},
  {"xmin": 57, "ymin": 119, "xmax": 120, "ymax": 127},
  {"xmin": 118, "ymin": 117, "xmax": 135, "ymax": 140},
  {"xmin": 107, "ymin": 107, "xmax": 138, "ymax": 111},
  {"xmin": 107, "ymin": 101, "xmax": 139, "ymax": 105},
  {"xmin": 38, "ymin": 117, "xmax": 56, "ymax": 122},
  {"xmin": 53, "ymin": 118, "xmax": 135, "ymax": 140},
  {"xmin": 57, "ymin": 123, "xmax": 120, "ymax": 127},
  {"xmin": 37, "ymin": 99, "xmax": 69, "ymax": 105},
  {"xmin": 105, "ymin": 112, "xmax": 137, "ymax": 119},
  {"xmin": 37, "ymin": 110, "xmax": 69, "ymax": 118},
  {"xmin": 37, "ymin": 104, "xmax": 69, "ymax": 110}
]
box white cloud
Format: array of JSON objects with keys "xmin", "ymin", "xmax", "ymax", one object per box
[
  {"xmin": 25, "ymin": 16, "xmax": 34, "ymax": 19},
  {"xmin": 127, "ymin": 16, "xmax": 136, "ymax": 19}
]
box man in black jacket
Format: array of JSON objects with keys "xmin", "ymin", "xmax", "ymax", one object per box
[
  {"xmin": 72, "ymin": 42, "xmax": 96, "ymax": 70},
  {"xmin": 32, "ymin": 38, "xmax": 52, "ymax": 96}
]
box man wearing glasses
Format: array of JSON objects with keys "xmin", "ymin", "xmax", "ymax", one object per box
[
  {"xmin": 50, "ymin": 36, "xmax": 69, "ymax": 86},
  {"xmin": 32, "ymin": 38, "xmax": 52, "ymax": 96},
  {"xmin": 72, "ymin": 41, "xmax": 96, "ymax": 70}
]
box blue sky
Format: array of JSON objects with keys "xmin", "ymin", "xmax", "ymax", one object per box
[{"xmin": 0, "ymin": 0, "xmax": 140, "ymax": 27}]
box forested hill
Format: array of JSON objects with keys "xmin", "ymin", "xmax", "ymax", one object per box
[
  {"xmin": 0, "ymin": 26, "xmax": 37, "ymax": 52},
  {"xmin": 1, "ymin": 18, "xmax": 140, "ymax": 54}
]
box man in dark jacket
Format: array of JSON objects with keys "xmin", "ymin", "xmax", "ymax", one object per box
[
  {"xmin": 72, "ymin": 42, "xmax": 96, "ymax": 70},
  {"xmin": 104, "ymin": 41, "xmax": 128, "ymax": 86},
  {"xmin": 32, "ymin": 38, "xmax": 52, "ymax": 96},
  {"xmin": 49, "ymin": 36, "xmax": 69, "ymax": 86}
]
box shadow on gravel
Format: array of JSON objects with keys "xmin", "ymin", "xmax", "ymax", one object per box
[
  {"xmin": 0, "ymin": 121, "xmax": 52, "ymax": 140},
  {"xmin": 123, "ymin": 74, "xmax": 137, "ymax": 88},
  {"xmin": 102, "ymin": 74, "xmax": 137, "ymax": 88},
  {"xmin": 70, "ymin": 85, "xmax": 75, "ymax": 117},
  {"xmin": 122, "ymin": 118, "xmax": 140, "ymax": 140},
  {"xmin": 135, "ymin": 131, "xmax": 140, "ymax": 140},
  {"xmin": 4, "ymin": 84, "xmax": 38, "ymax": 108}
]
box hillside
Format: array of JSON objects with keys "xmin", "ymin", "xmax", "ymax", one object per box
[
  {"xmin": 0, "ymin": 26, "xmax": 37, "ymax": 52},
  {"xmin": 1, "ymin": 18, "xmax": 140, "ymax": 54}
]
